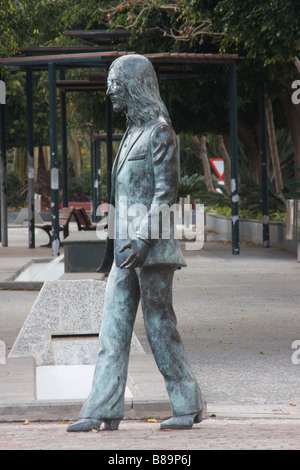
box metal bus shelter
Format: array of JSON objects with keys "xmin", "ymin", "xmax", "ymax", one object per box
[{"xmin": 0, "ymin": 30, "xmax": 251, "ymax": 257}]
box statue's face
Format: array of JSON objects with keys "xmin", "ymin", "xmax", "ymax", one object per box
[{"xmin": 106, "ymin": 68, "xmax": 127, "ymax": 113}]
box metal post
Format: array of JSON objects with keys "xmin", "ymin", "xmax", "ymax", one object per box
[
  {"xmin": 95, "ymin": 138, "xmax": 101, "ymax": 221},
  {"xmin": 92, "ymin": 139, "xmax": 97, "ymax": 222},
  {"xmin": 106, "ymin": 95, "xmax": 113, "ymax": 203},
  {"xmin": 89, "ymin": 127, "xmax": 94, "ymax": 220},
  {"xmin": 60, "ymin": 68, "xmax": 68, "ymax": 208},
  {"xmin": 97, "ymin": 138, "xmax": 102, "ymax": 217},
  {"xmin": 229, "ymin": 62, "xmax": 240, "ymax": 255},
  {"xmin": 0, "ymin": 102, "xmax": 7, "ymax": 247},
  {"xmin": 259, "ymin": 82, "xmax": 270, "ymax": 248},
  {"xmin": 48, "ymin": 62, "xmax": 60, "ymax": 257},
  {"xmin": 26, "ymin": 67, "xmax": 35, "ymax": 248}
]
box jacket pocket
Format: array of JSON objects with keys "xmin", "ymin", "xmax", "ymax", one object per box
[{"xmin": 128, "ymin": 153, "xmax": 146, "ymax": 161}]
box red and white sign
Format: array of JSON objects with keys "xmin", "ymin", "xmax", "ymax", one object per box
[{"xmin": 209, "ymin": 158, "xmax": 224, "ymax": 180}]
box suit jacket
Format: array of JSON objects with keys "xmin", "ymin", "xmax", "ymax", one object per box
[{"xmin": 98, "ymin": 116, "xmax": 187, "ymax": 273}]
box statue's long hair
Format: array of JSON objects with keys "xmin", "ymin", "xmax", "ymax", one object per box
[{"xmin": 108, "ymin": 54, "xmax": 171, "ymax": 126}]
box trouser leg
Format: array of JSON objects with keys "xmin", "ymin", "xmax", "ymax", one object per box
[
  {"xmin": 138, "ymin": 265, "xmax": 203, "ymax": 417},
  {"xmin": 79, "ymin": 263, "xmax": 140, "ymax": 420}
]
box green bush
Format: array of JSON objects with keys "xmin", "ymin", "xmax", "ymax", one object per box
[
  {"xmin": 6, "ymin": 170, "xmax": 25, "ymax": 209},
  {"xmin": 205, "ymin": 204, "xmax": 286, "ymax": 222}
]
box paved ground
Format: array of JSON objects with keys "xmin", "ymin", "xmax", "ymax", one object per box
[
  {"xmin": 1, "ymin": 418, "xmax": 300, "ymax": 450},
  {"xmin": 0, "ymin": 224, "xmax": 300, "ymax": 451}
]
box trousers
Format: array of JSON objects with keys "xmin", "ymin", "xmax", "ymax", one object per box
[{"xmin": 79, "ymin": 262, "xmax": 203, "ymax": 420}]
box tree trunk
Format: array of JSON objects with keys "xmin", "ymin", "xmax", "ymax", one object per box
[
  {"xmin": 215, "ymin": 134, "xmax": 231, "ymax": 194},
  {"xmin": 69, "ymin": 130, "xmax": 82, "ymax": 177},
  {"xmin": 280, "ymin": 93, "xmax": 300, "ymax": 179},
  {"xmin": 265, "ymin": 99, "xmax": 283, "ymax": 193},
  {"xmin": 238, "ymin": 121, "xmax": 261, "ymax": 184},
  {"xmin": 292, "ymin": 56, "xmax": 300, "ymax": 73},
  {"xmin": 191, "ymin": 135, "xmax": 214, "ymax": 192},
  {"xmin": 12, "ymin": 147, "xmax": 27, "ymax": 186},
  {"xmin": 35, "ymin": 146, "xmax": 51, "ymax": 209}
]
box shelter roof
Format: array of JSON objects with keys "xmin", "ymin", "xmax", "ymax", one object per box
[
  {"xmin": 19, "ymin": 46, "xmax": 113, "ymax": 55},
  {"xmin": 0, "ymin": 51, "xmax": 134, "ymax": 71},
  {"xmin": 0, "ymin": 50, "xmax": 241, "ymax": 72},
  {"xmin": 63, "ymin": 29, "xmax": 131, "ymax": 44},
  {"xmin": 0, "ymin": 29, "xmax": 242, "ymax": 80}
]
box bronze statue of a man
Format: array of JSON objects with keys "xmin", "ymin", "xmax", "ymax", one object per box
[{"xmin": 67, "ymin": 54, "xmax": 203, "ymax": 432}]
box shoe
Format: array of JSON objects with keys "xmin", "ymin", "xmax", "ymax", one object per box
[
  {"xmin": 67, "ymin": 418, "xmax": 121, "ymax": 432},
  {"xmin": 67, "ymin": 419, "xmax": 102, "ymax": 432},
  {"xmin": 103, "ymin": 419, "xmax": 121, "ymax": 431},
  {"xmin": 160, "ymin": 412, "xmax": 203, "ymax": 430}
]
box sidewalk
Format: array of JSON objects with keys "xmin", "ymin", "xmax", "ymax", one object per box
[{"xmin": 0, "ymin": 224, "xmax": 300, "ymax": 450}]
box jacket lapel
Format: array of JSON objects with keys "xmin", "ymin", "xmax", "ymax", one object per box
[
  {"xmin": 110, "ymin": 128, "xmax": 129, "ymax": 202},
  {"xmin": 117, "ymin": 127, "xmax": 144, "ymax": 174},
  {"xmin": 112, "ymin": 128, "xmax": 129, "ymax": 176}
]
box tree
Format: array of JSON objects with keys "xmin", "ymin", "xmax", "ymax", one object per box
[
  {"xmin": 0, "ymin": 0, "xmax": 67, "ymax": 60},
  {"xmin": 214, "ymin": 0, "xmax": 300, "ymax": 179},
  {"xmin": 35, "ymin": 147, "xmax": 51, "ymax": 208},
  {"xmin": 0, "ymin": 0, "xmax": 79, "ymax": 206},
  {"xmin": 0, "ymin": 1, "xmax": 19, "ymax": 58},
  {"xmin": 92, "ymin": 0, "xmax": 300, "ymax": 184},
  {"xmin": 215, "ymin": 134, "xmax": 231, "ymax": 194},
  {"xmin": 2, "ymin": 0, "xmax": 300, "ymax": 209},
  {"xmin": 215, "ymin": 0, "xmax": 300, "ymax": 67},
  {"xmin": 265, "ymin": 99, "xmax": 283, "ymax": 194},
  {"xmin": 191, "ymin": 135, "xmax": 214, "ymax": 192},
  {"xmin": 97, "ymin": 0, "xmax": 224, "ymax": 46}
]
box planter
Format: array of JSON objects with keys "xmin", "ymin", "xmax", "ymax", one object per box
[
  {"xmin": 63, "ymin": 231, "xmax": 106, "ymax": 272},
  {"xmin": 205, "ymin": 212, "xmax": 298, "ymax": 253}
]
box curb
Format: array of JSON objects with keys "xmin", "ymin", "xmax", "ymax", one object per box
[
  {"xmin": 0, "ymin": 398, "xmax": 173, "ymax": 423},
  {"xmin": 1, "ymin": 400, "xmax": 300, "ymax": 423},
  {"xmin": 0, "ymin": 282, "xmax": 43, "ymax": 291}
]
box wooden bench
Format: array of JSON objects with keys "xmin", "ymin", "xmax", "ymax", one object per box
[
  {"xmin": 35, "ymin": 207, "xmax": 74, "ymax": 247},
  {"xmin": 72, "ymin": 207, "xmax": 97, "ymax": 231}
]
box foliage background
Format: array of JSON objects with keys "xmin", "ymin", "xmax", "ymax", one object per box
[{"xmin": 1, "ymin": 0, "xmax": 300, "ymax": 218}]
